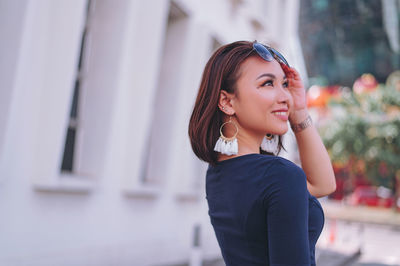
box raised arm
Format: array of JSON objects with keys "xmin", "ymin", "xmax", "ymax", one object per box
[
  {"xmin": 281, "ymin": 63, "xmax": 336, "ymax": 198},
  {"xmin": 290, "ymin": 109, "xmax": 336, "ymax": 198}
]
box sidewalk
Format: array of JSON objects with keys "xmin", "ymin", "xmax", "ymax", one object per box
[
  {"xmin": 163, "ymin": 201, "xmax": 400, "ymax": 266},
  {"xmin": 321, "ymin": 200, "xmax": 400, "ymax": 227},
  {"xmin": 169, "ymin": 248, "xmax": 362, "ymax": 266}
]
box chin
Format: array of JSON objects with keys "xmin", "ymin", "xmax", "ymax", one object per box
[
  {"xmin": 268, "ymin": 125, "xmax": 288, "ymax": 136},
  {"xmin": 273, "ymin": 130, "xmax": 288, "ymax": 136}
]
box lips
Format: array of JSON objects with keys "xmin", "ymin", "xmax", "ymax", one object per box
[
  {"xmin": 272, "ymin": 111, "xmax": 288, "ymax": 115},
  {"xmin": 271, "ymin": 109, "xmax": 289, "ymax": 121}
]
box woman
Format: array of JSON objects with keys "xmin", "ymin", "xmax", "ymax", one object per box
[{"xmin": 188, "ymin": 40, "xmax": 336, "ymax": 265}]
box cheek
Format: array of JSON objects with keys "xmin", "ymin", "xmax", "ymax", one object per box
[
  {"xmin": 246, "ymin": 92, "xmax": 276, "ymax": 124},
  {"xmin": 234, "ymin": 93, "xmax": 269, "ymax": 124},
  {"xmin": 257, "ymin": 91, "xmax": 276, "ymax": 110},
  {"xmin": 246, "ymin": 91, "xmax": 272, "ymax": 110}
]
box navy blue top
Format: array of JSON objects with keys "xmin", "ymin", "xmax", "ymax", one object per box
[{"xmin": 206, "ymin": 153, "xmax": 324, "ymax": 266}]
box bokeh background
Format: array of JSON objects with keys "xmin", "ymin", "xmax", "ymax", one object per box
[{"xmin": 0, "ymin": 0, "xmax": 399, "ymax": 265}]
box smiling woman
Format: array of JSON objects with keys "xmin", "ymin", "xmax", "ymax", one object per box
[
  {"xmin": 230, "ymin": 56, "xmax": 291, "ymax": 138},
  {"xmin": 188, "ymin": 40, "xmax": 336, "ymax": 265}
]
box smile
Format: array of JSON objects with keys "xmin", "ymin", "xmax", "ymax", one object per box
[
  {"xmin": 272, "ymin": 111, "xmax": 288, "ymax": 116},
  {"xmin": 272, "ymin": 111, "xmax": 289, "ymax": 121}
]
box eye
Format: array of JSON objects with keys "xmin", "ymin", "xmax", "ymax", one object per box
[
  {"xmin": 261, "ymin": 80, "xmax": 273, "ymax": 87},
  {"xmin": 283, "ymin": 80, "xmax": 289, "ymax": 88}
]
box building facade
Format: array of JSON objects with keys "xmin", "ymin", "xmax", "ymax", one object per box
[{"xmin": 0, "ymin": 0, "xmax": 303, "ymax": 265}]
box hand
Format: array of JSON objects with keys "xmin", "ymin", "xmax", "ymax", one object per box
[{"xmin": 280, "ymin": 62, "xmax": 308, "ymax": 123}]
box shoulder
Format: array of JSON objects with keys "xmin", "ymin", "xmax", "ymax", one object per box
[
  {"xmin": 206, "ymin": 154, "xmax": 305, "ymax": 185},
  {"xmin": 260, "ymin": 157, "xmax": 308, "ymax": 205},
  {"xmin": 258, "ymin": 156, "xmax": 306, "ymax": 182},
  {"xmin": 270, "ymin": 156, "xmax": 305, "ymax": 178}
]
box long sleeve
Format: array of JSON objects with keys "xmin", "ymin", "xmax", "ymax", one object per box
[{"xmin": 262, "ymin": 160, "xmax": 311, "ymax": 266}]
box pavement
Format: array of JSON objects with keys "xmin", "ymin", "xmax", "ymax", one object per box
[
  {"xmin": 165, "ymin": 250, "xmax": 363, "ymax": 266},
  {"xmin": 188, "ymin": 246, "xmax": 396, "ymax": 266},
  {"xmin": 317, "ymin": 200, "xmax": 400, "ymax": 266},
  {"xmin": 163, "ymin": 200, "xmax": 400, "ymax": 266}
]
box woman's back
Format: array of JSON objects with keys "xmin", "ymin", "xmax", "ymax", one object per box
[{"xmin": 206, "ymin": 153, "xmax": 324, "ymax": 266}]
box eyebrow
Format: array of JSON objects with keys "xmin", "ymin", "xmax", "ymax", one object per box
[{"xmin": 256, "ymin": 73, "xmax": 287, "ymax": 80}]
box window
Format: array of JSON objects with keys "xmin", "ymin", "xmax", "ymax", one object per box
[
  {"xmin": 137, "ymin": 2, "xmax": 215, "ymax": 200},
  {"xmin": 61, "ymin": 0, "xmax": 94, "ymax": 173},
  {"xmin": 140, "ymin": 1, "xmax": 189, "ymax": 186}
]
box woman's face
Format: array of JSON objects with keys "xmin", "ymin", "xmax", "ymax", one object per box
[{"xmin": 231, "ymin": 56, "xmax": 293, "ymax": 136}]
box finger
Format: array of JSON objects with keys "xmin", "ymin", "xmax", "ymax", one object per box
[
  {"xmin": 279, "ymin": 62, "xmax": 293, "ymax": 79},
  {"xmin": 279, "ymin": 62, "xmax": 297, "ymax": 79},
  {"xmin": 287, "ymin": 67, "xmax": 300, "ymax": 81},
  {"xmin": 290, "ymin": 68, "xmax": 301, "ymax": 80},
  {"xmin": 279, "ymin": 62, "xmax": 290, "ymax": 75}
]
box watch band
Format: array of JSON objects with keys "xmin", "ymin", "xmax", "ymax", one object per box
[{"xmin": 290, "ymin": 115, "xmax": 312, "ymax": 133}]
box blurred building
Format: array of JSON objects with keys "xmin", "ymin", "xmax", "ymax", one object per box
[
  {"xmin": 299, "ymin": 0, "xmax": 400, "ymax": 86},
  {"xmin": 0, "ymin": 0, "xmax": 304, "ymax": 265}
]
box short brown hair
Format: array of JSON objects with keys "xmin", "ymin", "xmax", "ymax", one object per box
[{"xmin": 188, "ymin": 41, "xmax": 284, "ymax": 166}]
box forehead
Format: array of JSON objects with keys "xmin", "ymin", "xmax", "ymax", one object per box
[{"xmin": 238, "ymin": 56, "xmax": 285, "ymax": 81}]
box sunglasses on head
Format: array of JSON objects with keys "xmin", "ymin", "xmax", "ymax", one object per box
[{"xmin": 252, "ymin": 42, "xmax": 290, "ymax": 67}]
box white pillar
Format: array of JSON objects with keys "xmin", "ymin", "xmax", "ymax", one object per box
[
  {"xmin": 0, "ymin": 0, "xmax": 29, "ymax": 171},
  {"xmin": 110, "ymin": 0, "xmax": 170, "ymax": 190}
]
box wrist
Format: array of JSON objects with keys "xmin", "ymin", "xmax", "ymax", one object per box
[
  {"xmin": 289, "ymin": 109, "xmax": 312, "ymax": 133},
  {"xmin": 289, "ymin": 108, "xmax": 309, "ymax": 124}
]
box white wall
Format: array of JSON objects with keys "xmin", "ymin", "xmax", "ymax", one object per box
[
  {"xmin": 0, "ymin": 0, "xmax": 302, "ymax": 265},
  {"xmin": 0, "ymin": 0, "xmax": 29, "ymax": 171}
]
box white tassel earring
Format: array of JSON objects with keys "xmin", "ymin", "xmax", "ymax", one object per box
[
  {"xmin": 261, "ymin": 133, "xmax": 279, "ymax": 154},
  {"xmin": 214, "ymin": 116, "xmax": 239, "ymax": 156}
]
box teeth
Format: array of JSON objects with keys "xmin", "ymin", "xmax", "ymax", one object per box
[{"xmin": 273, "ymin": 111, "xmax": 287, "ymax": 115}]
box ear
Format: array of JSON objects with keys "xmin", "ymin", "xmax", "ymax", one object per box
[{"xmin": 217, "ymin": 90, "xmax": 235, "ymax": 115}]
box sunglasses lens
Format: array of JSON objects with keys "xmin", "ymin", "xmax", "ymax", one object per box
[
  {"xmin": 253, "ymin": 43, "xmax": 273, "ymax": 62},
  {"xmin": 269, "ymin": 47, "xmax": 290, "ymax": 67}
]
